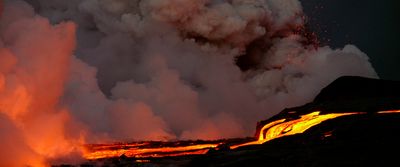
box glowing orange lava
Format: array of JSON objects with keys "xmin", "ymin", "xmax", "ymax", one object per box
[
  {"xmin": 83, "ymin": 143, "xmax": 219, "ymax": 160},
  {"xmin": 378, "ymin": 110, "xmax": 400, "ymax": 114},
  {"xmin": 231, "ymin": 111, "xmax": 359, "ymax": 149},
  {"xmin": 83, "ymin": 110, "xmax": 400, "ymax": 161}
]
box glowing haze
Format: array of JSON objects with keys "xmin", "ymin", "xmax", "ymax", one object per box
[{"xmin": 0, "ymin": 0, "xmax": 377, "ymax": 165}]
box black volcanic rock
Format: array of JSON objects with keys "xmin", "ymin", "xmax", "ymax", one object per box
[
  {"xmin": 312, "ymin": 76, "xmax": 400, "ymax": 113},
  {"xmin": 189, "ymin": 76, "xmax": 400, "ymax": 167},
  {"xmin": 264, "ymin": 76, "xmax": 400, "ymax": 124},
  {"xmin": 255, "ymin": 76, "xmax": 400, "ymax": 139},
  {"xmin": 314, "ymin": 76, "xmax": 400, "ymax": 103},
  {"xmin": 190, "ymin": 113, "xmax": 400, "ymax": 167}
]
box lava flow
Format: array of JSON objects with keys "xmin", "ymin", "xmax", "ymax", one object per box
[
  {"xmin": 83, "ymin": 141, "xmax": 221, "ymax": 160},
  {"xmin": 231, "ymin": 109, "xmax": 400, "ymax": 149},
  {"xmin": 230, "ymin": 111, "xmax": 359, "ymax": 149},
  {"xmin": 83, "ymin": 110, "xmax": 400, "ymax": 161},
  {"xmin": 378, "ymin": 110, "xmax": 400, "ymax": 114}
]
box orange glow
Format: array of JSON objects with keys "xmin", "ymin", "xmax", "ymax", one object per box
[
  {"xmin": 258, "ymin": 111, "xmax": 357, "ymax": 141},
  {"xmin": 230, "ymin": 119, "xmax": 286, "ymax": 149},
  {"xmin": 257, "ymin": 119, "xmax": 287, "ymax": 141},
  {"xmin": 83, "ymin": 143, "xmax": 219, "ymax": 160},
  {"xmin": 378, "ymin": 110, "xmax": 400, "ymax": 114},
  {"xmin": 231, "ymin": 111, "xmax": 359, "ymax": 149},
  {"xmin": 136, "ymin": 159, "xmax": 151, "ymax": 163},
  {"xmin": 324, "ymin": 131, "xmax": 333, "ymax": 138},
  {"xmin": 83, "ymin": 109, "xmax": 400, "ymax": 161}
]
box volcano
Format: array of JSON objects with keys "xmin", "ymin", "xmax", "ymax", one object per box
[{"xmin": 62, "ymin": 76, "xmax": 400, "ymax": 166}]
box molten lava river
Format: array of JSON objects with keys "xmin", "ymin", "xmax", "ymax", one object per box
[{"xmin": 83, "ymin": 110, "xmax": 400, "ymax": 161}]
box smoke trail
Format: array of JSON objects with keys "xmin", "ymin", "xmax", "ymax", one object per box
[{"xmin": 0, "ymin": 0, "xmax": 377, "ymax": 165}]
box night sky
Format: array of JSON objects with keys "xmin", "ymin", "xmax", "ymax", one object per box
[{"xmin": 301, "ymin": 0, "xmax": 400, "ymax": 80}]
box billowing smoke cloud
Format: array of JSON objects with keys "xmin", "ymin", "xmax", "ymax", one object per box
[
  {"xmin": 0, "ymin": 0, "xmax": 377, "ymax": 165},
  {"xmin": 0, "ymin": 0, "xmax": 84, "ymax": 165}
]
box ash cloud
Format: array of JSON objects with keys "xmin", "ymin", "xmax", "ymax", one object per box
[{"xmin": 0, "ymin": 0, "xmax": 377, "ymax": 165}]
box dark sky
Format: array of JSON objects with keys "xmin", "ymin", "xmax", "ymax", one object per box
[{"xmin": 300, "ymin": 0, "xmax": 400, "ymax": 80}]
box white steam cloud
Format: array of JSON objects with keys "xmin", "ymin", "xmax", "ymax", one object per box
[{"xmin": 0, "ymin": 0, "xmax": 377, "ymax": 165}]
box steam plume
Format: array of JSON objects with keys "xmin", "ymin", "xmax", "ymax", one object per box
[{"xmin": 0, "ymin": 0, "xmax": 377, "ymax": 165}]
